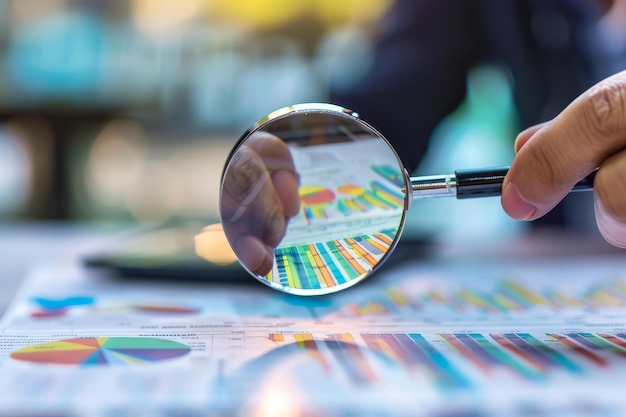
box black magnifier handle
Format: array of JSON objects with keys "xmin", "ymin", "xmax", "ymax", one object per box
[{"xmin": 410, "ymin": 166, "xmax": 596, "ymax": 200}]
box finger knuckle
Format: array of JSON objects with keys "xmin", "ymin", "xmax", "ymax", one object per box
[
  {"xmin": 263, "ymin": 207, "xmax": 286, "ymax": 247},
  {"xmin": 584, "ymin": 80, "xmax": 626, "ymax": 140},
  {"xmin": 228, "ymin": 147, "xmax": 265, "ymax": 199},
  {"xmin": 526, "ymin": 143, "xmax": 569, "ymax": 190}
]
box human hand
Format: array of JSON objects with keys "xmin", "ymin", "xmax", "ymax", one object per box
[
  {"xmin": 501, "ymin": 70, "xmax": 626, "ymax": 248},
  {"xmin": 220, "ymin": 132, "xmax": 300, "ymax": 276}
]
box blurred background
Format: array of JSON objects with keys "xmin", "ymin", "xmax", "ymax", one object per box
[
  {"xmin": 1, "ymin": 0, "xmax": 625, "ymax": 241},
  {"xmin": 0, "ymin": 0, "xmax": 394, "ymax": 226}
]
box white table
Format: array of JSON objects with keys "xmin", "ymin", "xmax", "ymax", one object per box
[
  {"xmin": 0, "ymin": 221, "xmax": 622, "ymax": 316},
  {"xmin": 0, "ymin": 222, "xmax": 128, "ymax": 314}
]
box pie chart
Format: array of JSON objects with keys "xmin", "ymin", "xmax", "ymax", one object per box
[
  {"xmin": 300, "ymin": 186, "xmax": 335, "ymax": 206},
  {"xmin": 10, "ymin": 337, "xmax": 191, "ymax": 366}
]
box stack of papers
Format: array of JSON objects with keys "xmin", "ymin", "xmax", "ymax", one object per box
[{"xmin": 2, "ymin": 256, "xmax": 626, "ymax": 416}]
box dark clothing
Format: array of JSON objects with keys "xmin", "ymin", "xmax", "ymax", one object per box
[{"xmin": 331, "ymin": 0, "xmax": 611, "ymax": 173}]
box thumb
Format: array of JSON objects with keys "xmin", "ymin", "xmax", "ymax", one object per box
[
  {"xmin": 502, "ymin": 70, "xmax": 626, "ymax": 221},
  {"xmin": 513, "ymin": 122, "xmax": 548, "ymax": 153}
]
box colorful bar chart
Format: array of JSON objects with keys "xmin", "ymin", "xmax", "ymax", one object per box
[
  {"xmin": 299, "ymin": 164, "xmax": 404, "ymax": 224},
  {"xmin": 362, "ymin": 333, "xmax": 469, "ymax": 388},
  {"xmin": 438, "ymin": 332, "xmax": 588, "ymax": 380},
  {"xmin": 547, "ymin": 333, "xmax": 626, "ymax": 367},
  {"xmin": 325, "ymin": 333, "xmax": 379, "ymax": 384},
  {"xmin": 264, "ymin": 332, "xmax": 469, "ymax": 387},
  {"xmin": 371, "ymin": 164, "xmax": 404, "ymax": 187},
  {"xmin": 328, "ymin": 278, "xmax": 626, "ymax": 318},
  {"xmin": 258, "ymin": 331, "xmax": 626, "ymax": 390},
  {"xmin": 266, "ymin": 228, "xmax": 398, "ymax": 290},
  {"xmin": 265, "ymin": 332, "xmax": 376, "ymax": 385}
]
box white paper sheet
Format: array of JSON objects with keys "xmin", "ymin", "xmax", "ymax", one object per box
[{"xmin": 3, "ymin": 256, "xmax": 626, "ymax": 416}]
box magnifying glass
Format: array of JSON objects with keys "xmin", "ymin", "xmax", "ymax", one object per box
[{"xmin": 219, "ymin": 103, "xmax": 595, "ymax": 296}]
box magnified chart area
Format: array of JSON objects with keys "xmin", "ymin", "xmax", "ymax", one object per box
[
  {"xmin": 268, "ymin": 228, "xmax": 397, "ymax": 291},
  {"xmin": 219, "ymin": 107, "xmax": 409, "ymax": 293},
  {"xmin": 287, "ymin": 139, "xmax": 405, "ymax": 233},
  {"xmin": 10, "ymin": 337, "xmax": 191, "ymax": 366},
  {"xmin": 264, "ymin": 137, "xmax": 406, "ymax": 293},
  {"xmin": 297, "ymin": 164, "xmax": 404, "ymax": 223}
]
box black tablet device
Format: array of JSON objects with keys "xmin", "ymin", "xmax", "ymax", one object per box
[{"xmin": 83, "ymin": 221, "xmax": 249, "ymax": 281}]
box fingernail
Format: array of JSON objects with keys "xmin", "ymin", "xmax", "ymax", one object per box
[{"xmin": 501, "ymin": 182, "xmax": 537, "ymax": 220}]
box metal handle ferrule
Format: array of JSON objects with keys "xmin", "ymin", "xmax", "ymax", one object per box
[{"xmin": 409, "ymin": 174, "xmax": 458, "ymax": 199}]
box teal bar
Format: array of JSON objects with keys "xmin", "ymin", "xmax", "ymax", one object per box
[
  {"xmin": 315, "ymin": 242, "xmax": 345, "ymax": 285},
  {"xmin": 290, "ymin": 246, "xmax": 311, "ymax": 290},
  {"xmin": 518, "ymin": 333, "xmax": 581, "ymax": 373},
  {"xmin": 328, "ymin": 240, "xmax": 359, "ymax": 280},
  {"xmin": 468, "ymin": 333, "xmax": 540, "ymax": 380},
  {"xmin": 407, "ymin": 333, "xmax": 470, "ymax": 388},
  {"xmin": 299, "ymin": 245, "xmax": 321, "ymax": 290},
  {"xmin": 579, "ymin": 333, "xmax": 626, "ymax": 357}
]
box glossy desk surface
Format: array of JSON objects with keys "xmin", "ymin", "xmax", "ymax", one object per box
[
  {"xmin": 1, "ymin": 221, "xmax": 626, "ymax": 416},
  {"xmin": 1, "ymin": 221, "xmax": 622, "ymax": 315}
]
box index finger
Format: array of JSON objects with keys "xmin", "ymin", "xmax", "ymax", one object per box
[
  {"xmin": 245, "ymin": 132, "xmax": 300, "ymax": 217},
  {"xmin": 502, "ymin": 70, "xmax": 626, "ymax": 220}
]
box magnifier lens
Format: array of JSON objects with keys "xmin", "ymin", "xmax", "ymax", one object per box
[{"xmin": 219, "ymin": 104, "xmax": 409, "ymax": 295}]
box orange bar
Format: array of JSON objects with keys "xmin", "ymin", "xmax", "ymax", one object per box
[
  {"xmin": 365, "ymin": 236, "xmax": 388, "ymax": 253},
  {"xmin": 335, "ymin": 240, "xmax": 366, "ymax": 275},
  {"xmin": 294, "ymin": 333, "xmax": 316, "ymax": 349},
  {"xmin": 374, "ymin": 233, "xmax": 393, "ymax": 246},
  {"xmin": 346, "ymin": 238, "xmax": 377, "ymax": 266},
  {"xmin": 269, "ymin": 333, "xmax": 285, "ymax": 342},
  {"xmin": 309, "ymin": 244, "xmax": 335, "ymax": 288}
]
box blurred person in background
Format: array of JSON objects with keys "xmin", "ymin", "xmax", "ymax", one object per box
[
  {"xmin": 222, "ymin": 0, "xmax": 626, "ymax": 258},
  {"xmin": 331, "ymin": 0, "xmax": 622, "ymax": 228}
]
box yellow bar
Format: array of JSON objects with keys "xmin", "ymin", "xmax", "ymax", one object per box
[
  {"xmin": 362, "ymin": 193, "xmax": 388, "ymax": 209},
  {"xmin": 283, "ymin": 254, "xmax": 298, "ymax": 289},
  {"xmin": 504, "ymin": 281, "xmax": 546, "ymax": 306},
  {"xmin": 458, "ymin": 291, "xmax": 496, "ymax": 312},
  {"xmin": 588, "ymin": 290, "xmax": 623, "ymax": 308},
  {"xmin": 336, "ymin": 333, "xmax": 355, "ymax": 343},
  {"xmin": 269, "ymin": 333, "xmax": 285, "ymax": 342},
  {"xmin": 304, "ymin": 249, "xmax": 325, "ymax": 288},
  {"xmin": 374, "ymin": 233, "xmax": 393, "ymax": 246},
  {"xmin": 294, "ymin": 333, "xmax": 314, "ymax": 342},
  {"xmin": 493, "ymin": 293, "xmax": 520, "ymax": 311},
  {"xmin": 554, "ymin": 291, "xmax": 583, "ymax": 308},
  {"xmin": 387, "ymin": 288, "xmax": 411, "ymax": 307}
]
